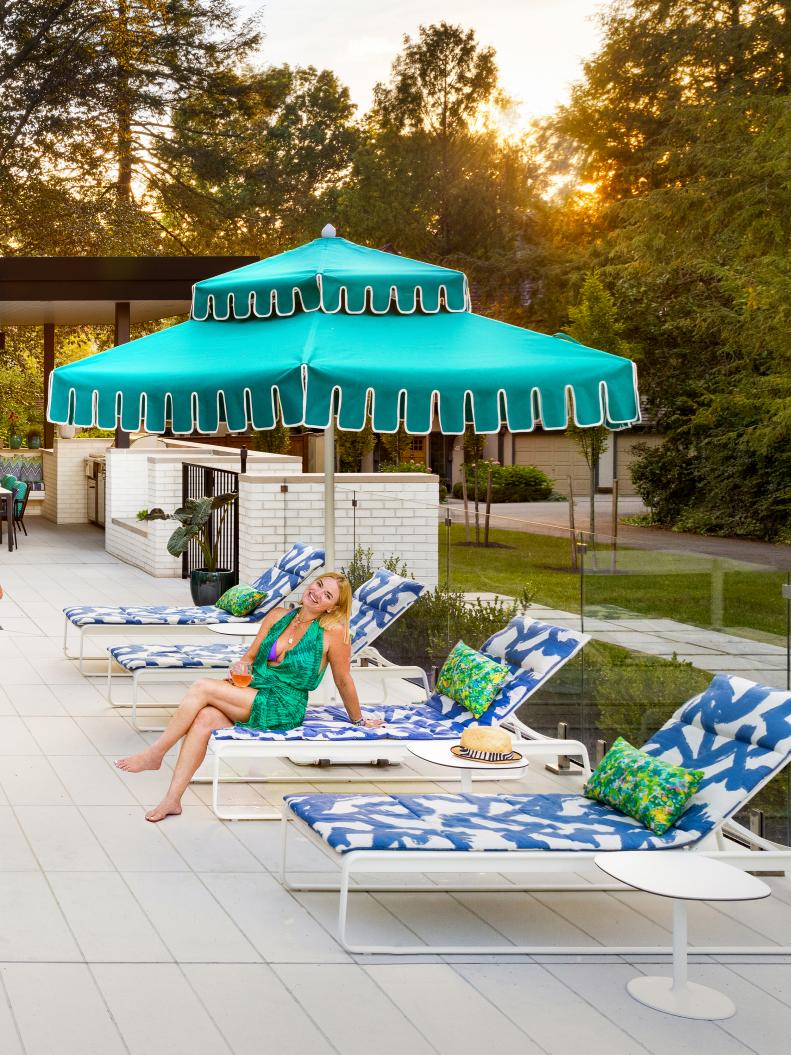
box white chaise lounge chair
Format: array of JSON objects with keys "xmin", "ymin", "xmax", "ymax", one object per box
[
  {"xmin": 207, "ymin": 615, "xmax": 589, "ymax": 818},
  {"xmin": 63, "ymin": 542, "xmax": 324, "ymax": 672},
  {"xmin": 106, "ymin": 569, "xmax": 428, "ymax": 727},
  {"xmin": 281, "ymin": 673, "xmax": 791, "ymax": 954}
]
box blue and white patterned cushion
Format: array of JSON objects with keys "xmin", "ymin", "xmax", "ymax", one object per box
[
  {"xmin": 348, "ymin": 570, "xmax": 426, "ymax": 652},
  {"xmin": 285, "ymin": 674, "xmax": 791, "ymax": 854},
  {"xmin": 64, "ymin": 543, "xmax": 324, "ymax": 627},
  {"xmin": 109, "ymin": 568, "xmax": 426, "ymax": 675},
  {"xmin": 641, "ymin": 674, "xmax": 791, "ymax": 838},
  {"xmin": 109, "ymin": 642, "xmax": 244, "ymax": 671},
  {"xmin": 285, "ymin": 793, "xmax": 702, "ymax": 853},
  {"xmin": 213, "ymin": 615, "xmax": 586, "ymax": 742},
  {"xmin": 250, "ymin": 542, "xmax": 325, "ymax": 598}
]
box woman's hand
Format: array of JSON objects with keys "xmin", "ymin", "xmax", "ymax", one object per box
[{"xmin": 362, "ymin": 717, "xmax": 384, "ymax": 728}]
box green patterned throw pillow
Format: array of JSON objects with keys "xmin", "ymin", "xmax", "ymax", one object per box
[
  {"xmin": 216, "ymin": 583, "xmax": 267, "ymax": 617},
  {"xmin": 436, "ymin": 640, "xmax": 510, "ymax": 719},
  {"xmin": 585, "ymin": 736, "xmax": 704, "ymax": 835}
]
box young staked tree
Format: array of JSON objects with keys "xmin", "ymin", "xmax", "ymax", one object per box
[{"xmin": 564, "ymin": 272, "xmax": 631, "ymax": 542}]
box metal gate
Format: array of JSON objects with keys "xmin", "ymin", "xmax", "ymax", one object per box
[{"xmin": 181, "ymin": 463, "xmax": 239, "ymax": 581}]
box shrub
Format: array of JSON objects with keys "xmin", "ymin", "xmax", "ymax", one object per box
[
  {"xmin": 379, "ymin": 460, "xmax": 447, "ymax": 501},
  {"xmin": 451, "ymin": 463, "xmax": 553, "ymax": 502},
  {"xmin": 342, "ymin": 545, "xmax": 534, "ymax": 671}
]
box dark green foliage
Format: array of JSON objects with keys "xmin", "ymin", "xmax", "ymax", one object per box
[
  {"xmin": 343, "ymin": 545, "xmax": 533, "ymax": 671},
  {"xmin": 452, "ymin": 464, "xmax": 553, "ymax": 503},
  {"xmin": 140, "ymin": 493, "xmax": 236, "ymax": 570}
]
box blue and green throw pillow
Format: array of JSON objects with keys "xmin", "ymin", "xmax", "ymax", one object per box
[
  {"xmin": 216, "ymin": 583, "xmax": 267, "ymax": 617},
  {"xmin": 585, "ymin": 736, "xmax": 704, "ymax": 835},
  {"xmin": 436, "ymin": 640, "xmax": 510, "ymax": 719}
]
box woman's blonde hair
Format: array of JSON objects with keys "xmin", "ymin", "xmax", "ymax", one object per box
[{"xmin": 314, "ymin": 571, "xmax": 353, "ymax": 643}]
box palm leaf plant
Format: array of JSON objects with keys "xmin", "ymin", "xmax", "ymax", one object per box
[{"xmin": 140, "ymin": 493, "xmax": 237, "ymax": 570}]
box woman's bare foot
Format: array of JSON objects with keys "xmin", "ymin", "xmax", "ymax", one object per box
[
  {"xmin": 114, "ymin": 746, "xmax": 163, "ymax": 773},
  {"xmin": 145, "ymin": 799, "xmax": 182, "ymax": 823}
]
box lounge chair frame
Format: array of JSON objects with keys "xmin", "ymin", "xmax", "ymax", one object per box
[{"xmin": 281, "ymin": 782, "xmax": 791, "ymax": 956}]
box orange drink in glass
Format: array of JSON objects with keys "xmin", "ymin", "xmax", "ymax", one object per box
[{"xmin": 229, "ymin": 659, "xmax": 253, "ymax": 687}]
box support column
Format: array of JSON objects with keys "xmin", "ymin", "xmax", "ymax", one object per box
[
  {"xmin": 114, "ymin": 301, "xmax": 131, "ymax": 448},
  {"xmin": 43, "ymin": 323, "xmax": 55, "ymax": 448}
]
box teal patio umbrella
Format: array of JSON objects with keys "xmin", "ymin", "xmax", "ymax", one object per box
[{"xmin": 48, "ymin": 227, "xmax": 641, "ymax": 564}]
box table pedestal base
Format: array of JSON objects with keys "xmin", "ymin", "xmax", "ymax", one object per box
[{"xmin": 626, "ymin": 976, "xmax": 735, "ymax": 1021}]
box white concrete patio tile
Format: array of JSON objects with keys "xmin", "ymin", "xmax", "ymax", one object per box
[
  {"xmin": 296, "ymin": 889, "xmax": 428, "ymax": 952},
  {"xmin": 24, "ymin": 716, "xmax": 98, "ymax": 755},
  {"xmin": 0, "ymin": 686, "xmax": 17, "ymax": 715},
  {"xmin": 109, "ymin": 759, "xmax": 204, "ymax": 808},
  {"xmin": 453, "ymin": 890, "xmax": 602, "ymax": 949},
  {"xmin": 48, "ymin": 871, "xmax": 173, "ymax": 962},
  {"xmin": 156, "ymin": 806, "xmax": 264, "ymax": 872},
  {"xmin": 456, "ymin": 962, "xmax": 653, "ymax": 1054},
  {"xmin": 0, "ymin": 806, "xmax": 40, "ymax": 869},
  {"xmin": 80, "ymin": 806, "xmax": 190, "ymax": 871},
  {"xmin": 0, "ymin": 756, "xmax": 70, "ymax": 805},
  {"xmin": 184, "ymin": 964, "xmax": 335, "ymax": 1055},
  {"xmin": 685, "ymin": 963, "xmax": 791, "ymax": 1052},
  {"xmin": 533, "ymin": 890, "xmax": 671, "ymax": 948},
  {"xmin": 0, "ymin": 976, "xmax": 23, "ymax": 1054},
  {"xmin": 201, "ymin": 872, "xmax": 351, "ymax": 963},
  {"xmin": 0, "ymin": 716, "xmax": 42, "ymax": 754},
  {"xmin": 0, "ymin": 872, "xmax": 81, "ymax": 961},
  {"xmin": 48, "ymin": 755, "xmax": 138, "ymax": 805},
  {"xmin": 54, "ymin": 683, "xmax": 114, "ymax": 717},
  {"xmin": 1, "ymin": 964, "xmax": 126, "ymax": 1055},
  {"xmin": 373, "ymin": 890, "xmax": 515, "ymax": 949},
  {"xmin": 275, "ymin": 963, "xmax": 439, "ymax": 1055},
  {"xmin": 363, "ymin": 963, "xmax": 541, "ymax": 1054},
  {"xmin": 16, "ymin": 805, "xmax": 113, "ymax": 871},
  {"xmin": 120, "ymin": 871, "xmax": 261, "ymax": 963},
  {"xmin": 546, "ymin": 962, "xmax": 750, "ymax": 1055},
  {"xmin": 4, "ymin": 683, "xmax": 68, "ymax": 716},
  {"xmin": 231, "ymin": 814, "xmax": 332, "ymax": 872},
  {"xmin": 92, "ymin": 964, "xmax": 231, "ymax": 1055},
  {"xmin": 75, "ymin": 715, "xmax": 150, "ymax": 755}
]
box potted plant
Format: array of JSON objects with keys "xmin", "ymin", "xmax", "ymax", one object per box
[
  {"xmin": 7, "ymin": 412, "xmax": 22, "ymax": 449},
  {"xmin": 26, "ymin": 427, "xmax": 41, "ymax": 449},
  {"xmin": 140, "ymin": 493, "xmax": 238, "ymax": 604}
]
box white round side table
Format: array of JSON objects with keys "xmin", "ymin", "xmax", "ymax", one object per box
[
  {"xmin": 407, "ymin": 740, "xmax": 528, "ymax": 792},
  {"xmin": 595, "ymin": 850, "xmax": 770, "ymax": 1020},
  {"xmin": 207, "ymin": 622, "xmax": 261, "ymax": 640}
]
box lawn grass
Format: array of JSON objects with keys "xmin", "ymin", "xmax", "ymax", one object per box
[{"xmin": 439, "ymin": 524, "xmax": 788, "ymax": 640}]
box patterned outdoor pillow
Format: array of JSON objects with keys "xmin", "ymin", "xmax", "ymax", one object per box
[
  {"xmin": 436, "ymin": 640, "xmax": 510, "ymax": 719},
  {"xmin": 216, "ymin": 583, "xmax": 267, "ymax": 617},
  {"xmin": 585, "ymin": 736, "xmax": 704, "ymax": 835}
]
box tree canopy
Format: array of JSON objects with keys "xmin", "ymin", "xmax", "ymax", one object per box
[{"xmin": 0, "ymin": 4, "xmax": 788, "ymax": 540}]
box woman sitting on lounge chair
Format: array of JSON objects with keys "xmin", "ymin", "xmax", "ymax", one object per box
[{"xmin": 115, "ymin": 572, "xmax": 382, "ymax": 822}]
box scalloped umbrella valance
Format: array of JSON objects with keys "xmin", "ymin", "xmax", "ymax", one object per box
[{"xmin": 47, "ymin": 227, "xmax": 641, "ymax": 564}]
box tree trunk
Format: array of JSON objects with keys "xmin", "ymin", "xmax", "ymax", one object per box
[{"xmin": 115, "ymin": 0, "xmax": 133, "ymax": 205}]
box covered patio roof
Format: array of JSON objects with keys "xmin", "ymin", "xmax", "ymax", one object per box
[{"xmin": 0, "ymin": 254, "xmax": 257, "ymax": 445}]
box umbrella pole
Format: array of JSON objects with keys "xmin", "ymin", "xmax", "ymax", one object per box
[{"xmin": 324, "ymin": 422, "xmax": 336, "ymax": 568}]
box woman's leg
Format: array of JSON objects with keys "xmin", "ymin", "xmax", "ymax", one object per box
[
  {"xmin": 145, "ymin": 705, "xmax": 230, "ymax": 822},
  {"xmin": 115, "ymin": 677, "xmax": 255, "ymax": 772}
]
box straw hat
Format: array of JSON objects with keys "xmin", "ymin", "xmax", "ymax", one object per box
[{"xmin": 451, "ymin": 726, "xmax": 522, "ymax": 764}]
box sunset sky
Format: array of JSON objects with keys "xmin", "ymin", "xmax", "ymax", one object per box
[{"xmin": 242, "ymin": 0, "xmax": 606, "ymax": 128}]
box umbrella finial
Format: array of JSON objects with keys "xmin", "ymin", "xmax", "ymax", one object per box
[{"xmin": 321, "ymin": 223, "xmax": 336, "ymax": 238}]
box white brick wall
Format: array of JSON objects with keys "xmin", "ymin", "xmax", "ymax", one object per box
[
  {"xmin": 239, "ymin": 473, "xmax": 439, "ymax": 588},
  {"xmin": 41, "ymin": 437, "xmax": 113, "ymax": 524}
]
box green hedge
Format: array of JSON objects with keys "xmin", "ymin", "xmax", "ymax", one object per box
[
  {"xmin": 452, "ymin": 463, "xmax": 553, "ymax": 503},
  {"xmin": 379, "ymin": 460, "xmax": 447, "ymax": 502}
]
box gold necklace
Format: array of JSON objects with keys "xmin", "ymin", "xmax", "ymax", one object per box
[{"xmin": 286, "ymin": 611, "xmax": 313, "ymax": 646}]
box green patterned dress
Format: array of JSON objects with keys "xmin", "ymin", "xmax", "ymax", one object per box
[{"xmin": 237, "ymin": 610, "xmax": 327, "ymax": 731}]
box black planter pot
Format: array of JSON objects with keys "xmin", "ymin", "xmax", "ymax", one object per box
[{"xmin": 189, "ymin": 568, "xmax": 236, "ymax": 606}]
